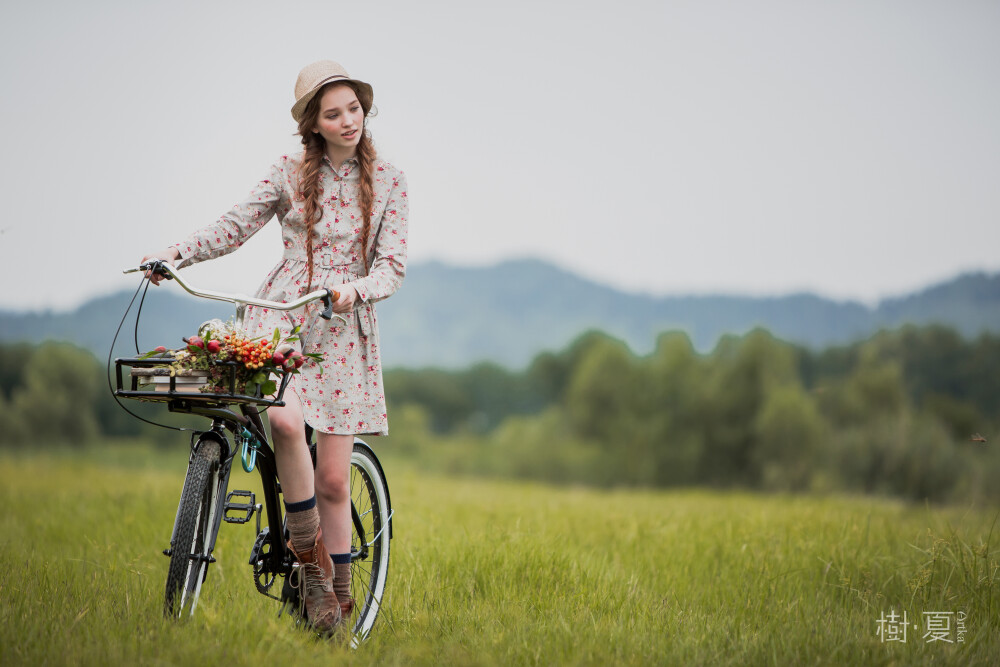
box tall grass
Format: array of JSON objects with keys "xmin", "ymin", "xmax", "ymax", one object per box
[{"xmin": 1, "ymin": 443, "xmax": 997, "ymax": 665}]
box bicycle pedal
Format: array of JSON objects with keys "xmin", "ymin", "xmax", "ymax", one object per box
[{"xmin": 224, "ymin": 490, "xmax": 256, "ymax": 523}]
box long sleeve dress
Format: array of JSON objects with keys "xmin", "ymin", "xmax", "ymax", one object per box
[{"xmin": 170, "ymin": 152, "xmax": 408, "ymax": 435}]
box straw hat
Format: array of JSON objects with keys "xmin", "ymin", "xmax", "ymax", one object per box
[{"xmin": 291, "ymin": 60, "xmax": 374, "ymax": 122}]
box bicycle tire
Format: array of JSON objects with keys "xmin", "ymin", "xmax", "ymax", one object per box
[
  {"xmin": 164, "ymin": 437, "xmax": 222, "ymax": 618},
  {"xmin": 348, "ymin": 443, "xmax": 391, "ymax": 644}
]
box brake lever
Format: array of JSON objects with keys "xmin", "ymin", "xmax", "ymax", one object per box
[
  {"xmin": 320, "ymin": 288, "xmax": 335, "ymax": 320},
  {"xmin": 318, "ymin": 289, "xmax": 348, "ymax": 324},
  {"xmin": 137, "ymin": 260, "xmax": 173, "ymax": 280}
]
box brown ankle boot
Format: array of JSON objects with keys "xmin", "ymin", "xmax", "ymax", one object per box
[{"xmin": 287, "ymin": 528, "xmax": 342, "ymax": 634}]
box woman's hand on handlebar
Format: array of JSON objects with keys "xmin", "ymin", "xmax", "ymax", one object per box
[
  {"xmin": 140, "ymin": 248, "xmax": 181, "ymax": 285},
  {"xmin": 332, "ymin": 285, "xmax": 359, "ymax": 314}
]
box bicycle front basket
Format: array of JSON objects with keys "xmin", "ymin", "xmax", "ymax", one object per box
[{"xmin": 114, "ymin": 356, "xmax": 290, "ymax": 407}]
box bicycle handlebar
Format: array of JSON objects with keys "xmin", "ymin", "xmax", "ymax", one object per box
[{"xmin": 125, "ymin": 261, "xmax": 347, "ymax": 324}]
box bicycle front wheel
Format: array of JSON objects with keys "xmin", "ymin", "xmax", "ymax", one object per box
[
  {"xmin": 164, "ymin": 437, "xmax": 222, "ymax": 618},
  {"xmin": 348, "ymin": 441, "xmax": 392, "ymax": 644}
]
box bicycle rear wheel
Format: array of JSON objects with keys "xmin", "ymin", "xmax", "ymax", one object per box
[
  {"xmin": 347, "ymin": 442, "xmax": 392, "ymax": 645},
  {"xmin": 165, "ymin": 437, "xmax": 222, "ymax": 618}
]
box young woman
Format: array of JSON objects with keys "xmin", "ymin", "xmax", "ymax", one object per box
[{"xmin": 142, "ymin": 60, "xmax": 408, "ymax": 634}]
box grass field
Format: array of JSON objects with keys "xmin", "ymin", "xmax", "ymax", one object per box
[{"xmin": 1, "ymin": 443, "xmax": 998, "ymax": 666}]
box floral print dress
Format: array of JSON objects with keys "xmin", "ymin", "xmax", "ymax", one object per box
[{"xmin": 171, "ymin": 152, "xmax": 408, "ymax": 435}]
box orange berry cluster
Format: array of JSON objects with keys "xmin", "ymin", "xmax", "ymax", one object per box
[{"xmin": 224, "ymin": 334, "xmax": 274, "ymax": 370}]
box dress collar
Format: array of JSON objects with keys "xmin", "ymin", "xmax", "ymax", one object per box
[{"xmin": 323, "ymin": 154, "xmax": 358, "ymax": 180}]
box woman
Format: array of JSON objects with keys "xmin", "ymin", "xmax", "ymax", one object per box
[{"xmin": 142, "ymin": 60, "xmax": 408, "ymax": 634}]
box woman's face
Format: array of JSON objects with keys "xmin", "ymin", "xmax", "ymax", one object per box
[{"xmin": 313, "ymin": 84, "xmax": 364, "ymax": 152}]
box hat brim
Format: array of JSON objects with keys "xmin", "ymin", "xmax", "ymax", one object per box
[{"xmin": 291, "ymin": 77, "xmax": 374, "ymax": 122}]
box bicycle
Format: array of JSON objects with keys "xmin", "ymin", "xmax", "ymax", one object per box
[{"xmin": 111, "ymin": 260, "xmax": 393, "ymax": 646}]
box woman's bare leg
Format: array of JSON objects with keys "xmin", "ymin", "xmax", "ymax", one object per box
[
  {"xmin": 315, "ymin": 432, "xmax": 354, "ymax": 607},
  {"xmin": 314, "ymin": 432, "xmax": 354, "ymax": 554},
  {"xmin": 266, "ymin": 390, "xmax": 315, "ymax": 503}
]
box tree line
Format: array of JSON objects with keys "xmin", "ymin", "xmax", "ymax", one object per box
[
  {"xmin": 2, "ymin": 325, "xmax": 998, "ymax": 503},
  {"xmin": 382, "ymin": 325, "xmax": 1000, "ymax": 503}
]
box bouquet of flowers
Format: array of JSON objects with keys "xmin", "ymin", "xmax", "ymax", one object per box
[{"xmin": 141, "ymin": 319, "xmax": 321, "ymax": 396}]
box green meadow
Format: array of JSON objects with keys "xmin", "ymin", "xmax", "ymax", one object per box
[{"xmin": 1, "ymin": 444, "xmax": 997, "ymax": 666}]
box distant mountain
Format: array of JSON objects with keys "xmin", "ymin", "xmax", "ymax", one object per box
[{"xmin": 2, "ymin": 259, "xmax": 999, "ymax": 368}]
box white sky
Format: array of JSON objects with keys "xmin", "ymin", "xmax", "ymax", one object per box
[{"xmin": 1, "ymin": 0, "xmax": 998, "ymax": 311}]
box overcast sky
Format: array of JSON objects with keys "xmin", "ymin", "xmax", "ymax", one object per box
[{"xmin": 1, "ymin": 0, "xmax": 997, "ymax": 311}]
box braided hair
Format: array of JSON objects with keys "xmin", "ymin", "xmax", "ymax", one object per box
[{"xmin": 295, "ymin": 82, "xmax": 376, "ymax": 293}]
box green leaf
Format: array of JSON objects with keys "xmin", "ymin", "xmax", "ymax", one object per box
[
  {"xmin": 260, "ymin": 379, "xmax": 277, "ymax": 396},
  {"xmin": 272, "ymin": 327, "xmax": 281, "ymax": 345}
]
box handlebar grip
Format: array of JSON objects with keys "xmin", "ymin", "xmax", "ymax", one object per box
[
  {"xmin": 140, "ymin": 260, "xmax": 173, "ymax": 280},
  {"xmin": 320, "ymin": 289, "xmax": 340, "ymax": 320}
]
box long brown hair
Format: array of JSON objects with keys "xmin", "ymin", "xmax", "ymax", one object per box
[{"xmin": 295, "ymin": 82, "xmax": 377, "ymax": 293}]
